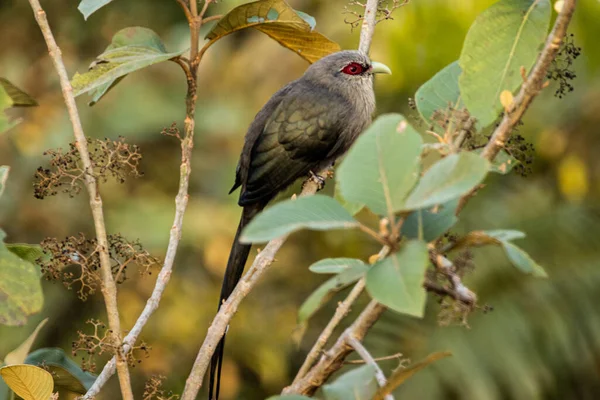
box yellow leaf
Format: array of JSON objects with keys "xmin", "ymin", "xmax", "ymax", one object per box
[
  {"xmin": 499, "ymin": 90, "xmax": 514, "ymax": 112},
  {"xmin": 0, "ymin": 364, "xmax": 54, "ymax": 400},
  {"xmin": 4, "ymin": 318, "xmax": 48, "ymax": 365}
]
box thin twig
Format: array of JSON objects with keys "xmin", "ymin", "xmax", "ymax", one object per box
[
  {"xmin": 201, "ymin": 14, "xmax": 223, "ymax": 24},
  {"xmin": 428, "ymin": 247, "xmax": 477, "ymax": 305},
  {"xmin": 347, "ymin": 336, "xmax": 394, "ymax": 400},
  {"xmin": 83, "ymin": 1, "xmax": 204, "ymax": 398},
  {"xmin": 291, "ymin": 246, "xmax": 389, "ymax": 384},
  {"xmin": 456, "ymin": 0, "xmax": 577, "ymax": 214},
  {"xmin": 287, "ymin": 1, "xmax": 577, "ymax": 392},
  {"xmin": 25, "ymin": 1, "xmax": 133, "ymax": 399},
  {"xmin": 358, "ymin": 0, "xmax": 379, "ymax": 55},
  {"xmin": 345, "ymin": 352, "xmax": 403, "ymax": 364},
  {"xmin": 284, "ymin": 300, "xmax": 387, "ymax": 395}
]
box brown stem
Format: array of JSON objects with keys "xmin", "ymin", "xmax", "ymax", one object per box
[{"xmin": 25, "ymin": 1, "xmax": 133, "ymax": 399}]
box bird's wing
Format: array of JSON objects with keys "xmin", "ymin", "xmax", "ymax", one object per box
[{"xmin": 239, "ymin": 85, "xmax": 348, "ymax": 205}]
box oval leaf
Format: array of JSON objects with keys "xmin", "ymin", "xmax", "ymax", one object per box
[
  {"xmin": 309, "ymin": 258, "xmax": 366, "ymax": 274},
  {"xmin": 0, "ymin": 233, "xmax": 43, "ymax": 326},
  {"xmin": 337, "ymin": 114, "xmax": 423, "ymax": 216},
  {"xmin": 71, "ymin": 27, "xmax": 184, "ymax": 102},
  {"xmin": 502, "ymin": 241, "xmax": 547, "ymax": 278},
  {"xmin": 240, "ymin": 195, "xmax": 358, "ymax": 243},
  {"xmin": 459, "ymin": 0, "xmax": 551, "ymax": 127},
  {"xmin": 78, "ymin": 0, "xmax": 115, "ymax": 20},
  {"xmin": 415, "ymin": 61, "xmax": 464, "ymax": 125},
  {"xmin": 25, "ymin": 348, "xmax": 97, "ymax": 394},
  {"xmin": 0, "ymin": 365, "xmax": 53, "ymax": 400},
  {"xmin": 366, "ymin": 240, "xmax": 429, "ymax": 317},
  {"xmin": 205, "ymin": 0, "xmax": 340, "ymax": 63},
  {"xmin": 298, "ymin": 264, "xmax": 368, "ymax": 324},
  {"xmin": 482, "ymin": 229, "xmax": 526, "ymax": 242},
  {"xmin": 404, "ymin": 152, "xmax": 489, "ymax": 211},
  {"xmin": 323, "ymin": 365, "xmax": 378, "ymax": 400},
  {"xmin": 334, "ymin": 182, "xmax": 363, "ymax": 216}
]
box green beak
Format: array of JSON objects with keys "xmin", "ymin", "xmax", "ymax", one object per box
[{"xmin": 371, "ymin": 61, "xmax": 392, "ymax": 75}]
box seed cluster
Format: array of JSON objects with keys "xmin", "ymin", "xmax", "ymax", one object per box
[{"xmin": 547, "ymin": 33, "xmax": 581, "ymax": 99}]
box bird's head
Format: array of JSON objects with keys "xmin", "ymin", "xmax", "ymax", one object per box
[{"xmin": 303, "ymin": 50, "xmax": 391, "ymax": 90}]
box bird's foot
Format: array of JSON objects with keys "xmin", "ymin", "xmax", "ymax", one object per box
[{"xmin": 306, "ymin": 170, "xmax": 326, "ymax": 191}]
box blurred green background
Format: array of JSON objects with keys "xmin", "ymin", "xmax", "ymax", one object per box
[{"xmin": 1, "ymin": 0, "xmax": 600, "ymax": 399}]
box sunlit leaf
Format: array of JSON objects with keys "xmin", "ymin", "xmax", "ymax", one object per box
[
  {"xmin": 25, "ymin": 348, "xmax": 97, "ymax": 394},
  {"xmin": 0, "ymin": 79, "xmax": 37, "ymax": 107},
  {"xmin": 373, "ymin": 352, "xmax": 452, "ymax": 400},
  {"xmin": 459, "ymin": 0, "xmax": 551, "ymax": 127},
  {"xmin": 299, "ymin": 263, "xmax": 368, "ymax": 324},
  {"xmin": 78, "ymin": 0, "xmax": 115, "ymax": 20},
  {"xmin": 0, "ymin": 166, "xmax": 8, "ymax": 198},
  {"xmin": 71, "ymin": 27, "xmax": 184, "ymax": 103},
  {"xmin": 0, "ymin": 365, "xmax": 53, "ymax": 400},
  {"xmin": 240, "ymin": 195, "xmax": 358, "ymax": 243},
  {"xmin": 404, "ymin": 152, "xmax": 489, "ymax": 211},
  {"xmin": 366, "ymin": 240, "xmax": 429, "ymax": 317},
  {"xmin": 205, "ymin": 0, "xmax": 340, "ymax": 63},
  {"xmin": 337, "ymin": 114, "xmax": 423, "ymax": 216},
  {"xmin": 322, "ymin": 365, "xmax": 378, "ymax": 400},
  {"xmin": 415, "ymin": 61, "xmax": 464, "ymax": 125},
  {"xmin": 309, "ymin": 258, "xmax": 366, "ymax": 274},
  {"xmin": 0, "ymin": 230, "xmax": 43, "ymax": 326},
  {"xmin": 401, "ymin": 200, "xmax": 459, "ymax": 242},
  {"xmin": 4, "ymin": 319, "xmax": 48, "ymax": 365}
]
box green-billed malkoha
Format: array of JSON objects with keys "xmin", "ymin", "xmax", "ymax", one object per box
[{"xmin": 209, "ymin": 50, "xmax": 391, "ymax": 399}]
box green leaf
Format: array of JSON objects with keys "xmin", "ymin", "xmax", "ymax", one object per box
[
  {"xmin": 0, "ymin": 231, "xmax": 43, "ymax": 326},
  {"xmin": 459, "ymin": 0, "xmax": 551, "ymax": 127},
  {"xmin": 240, "ymin": 195, "xmax": 358, "ymax": 243},
  {"xmin": 205, "ymin": 0, "xmax": 340, "ymax": 64},
  {"xmin": 6, "ymin": 244, "xmax": 47, "ymax": 264},
  {"xmin": 475, "ymin": 148, "xmax": 520, "ymax": 174},
  {"xmin": 0, "ymin": 79, "xmax": 37, "ymax": 107},
  {"xmin": 78, "ymin": 0, "xmax": 114, "ymax": 20},
  {"xmin": 404, "ymin": 152, "xmax": 489, "ymax": 211},
  {"xmin": 337, "ymin": 114, "xmax": 423, "ymax": 216},
  {"xmin": 0, "ymin": 166, "xmax": 8, "ymax": 198},
  {"xmin": 0, "ymin": 365, "xmax": 53, "ymax": 400},
  {"xmin": 25, "ymin": 348, "xmax": 97, "ymax": 394},
  {"xmin": 334, "ymin": 182, "xmax": 363, "ymax": 216},
  {"xmin": 415, "ymin": 61, "xmax": 464, "ymax": 125},
  {"xmin": 71, "ymin": 27, "xmax": 184, "ymax": 103},
  {"xmin": 4, "ymin": 319, "xmax": 48, "ymax": 365},
  {"xmin": 308, "ymin": 258, "xmax": 366, "ymax": 274},
  {"xmin": 322, "ymin": 365, "xmax": 378, "ymax": 400},
  {"xmin": 502, "ymin": 241, "xmax": 547, "ymax": 277},
  {"xmin": 366, "ymin": 241, "xmax": 429, "ymax": 317},
  {"xmin": 298, "ymin": 263, "xmax": 368, "ymax": 324},
  {"xmin": 401, "ymin": 200, "xmax": 459, "ymax": 242}
]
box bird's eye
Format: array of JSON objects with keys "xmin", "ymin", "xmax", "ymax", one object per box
[{"xmin": 342, "ymin": 62, "xmax": 366, "ymax": 75}]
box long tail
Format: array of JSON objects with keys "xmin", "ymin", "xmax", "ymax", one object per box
[{"xmin": 208, "ymin": 203, "xmax": 264, "ymax": 400}]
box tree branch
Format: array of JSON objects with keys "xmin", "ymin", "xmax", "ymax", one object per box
[
  {"xmin": 25, "ymin": 1, "xmax": 133, "ymax": 399},
  {"xmin": 286, "ymin": 1, "xmax": 577, "ymax": 393},
  {"xmin": 347, "ymin": 336, "xmax": 394, "ymax": 400}
]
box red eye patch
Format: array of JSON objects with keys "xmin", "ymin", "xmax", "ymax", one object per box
[{"xmin": 342, "ymin": 62, "xmax": 367, "ymax": 75}]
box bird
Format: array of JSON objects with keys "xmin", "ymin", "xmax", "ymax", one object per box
[{"xmin": 208, "ymin": 50, "xmax": 391, "ymax": 400}]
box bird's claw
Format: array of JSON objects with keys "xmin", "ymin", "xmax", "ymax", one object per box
[{"xmin": 306, "ymin": 170, "xmax": 326, "ymax": 191}]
